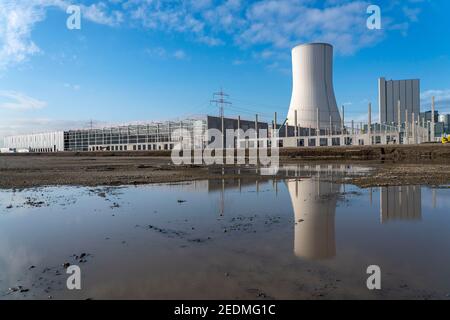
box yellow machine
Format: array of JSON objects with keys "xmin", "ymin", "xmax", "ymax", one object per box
[{"xmin": 442, "ymin": 136, "xmax": 449, "ymax": 144}]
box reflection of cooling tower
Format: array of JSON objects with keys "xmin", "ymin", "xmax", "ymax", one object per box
[
  {"xmin": 287, "ymin": 43, "xmax": 341, "ymax": 129},
  {"xmin": 286, "ymin": 179, "xmax": 340, "ymax": 260},
  {"xmin": 380, "ymin": 186, "xmax": 422, "ymax": 223}
]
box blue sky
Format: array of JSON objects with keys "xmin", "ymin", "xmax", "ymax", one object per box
[{"xmin": 1, "ymin": 0, "xmax": 450, "ymax": 142}]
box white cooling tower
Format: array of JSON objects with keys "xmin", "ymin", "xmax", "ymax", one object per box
[{"xmin": 287, "ymin": 43, "xmax": 341, "ymax": 129}]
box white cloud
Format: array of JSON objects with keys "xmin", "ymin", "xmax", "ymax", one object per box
[
  {"xmin": 238, "ymin": 1, "xmax": 383, "ymax": 55},
  {"xmin": 81, "ymin": 2, "xmax": 123, "ymax": 27},
  {"xmin": 421, "ymin": 89, "xmax": 450, "ymax": 111},
  {"xmin": 145, "ymin": 46, "xmax": 167, "ymax": 58},
  {"xmin": 0, "ymin": 90, "xmax": 47, "ymax": 110},
  {"xmin": 173, "ymin": 49, "xmax": 187, "ymax": 60},
  {"xmin": 0, "ymin": 0, "xmax": 122, "ymax": 70},
  {"xmin": 145, "ymin": 47, "xmax": 188, "ymax": 60},
  {"xmin": 122, "ymin": 0, "xmax": 425, "ymax": 58},
  {"xmin": 0, "ymin": 0, "xmax": 428, "ymax": 70},
  {"xmin": 63, "ymin": 83, "xmax": 81, "ymax": 90},
  {"xmin": 0, "ymin": 1, "xmax": 45, "ymax": 69}
]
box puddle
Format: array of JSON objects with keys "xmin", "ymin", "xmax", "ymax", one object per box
[{"xmin": 0, "ymin": 164, "xmax": 449, "ymax": 300}]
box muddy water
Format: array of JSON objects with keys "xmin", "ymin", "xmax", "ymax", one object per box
[{"xmin": 1, "ymin": 165, "xmax": 450, "ymax": 300}]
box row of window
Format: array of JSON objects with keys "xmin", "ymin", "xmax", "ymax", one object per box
[
  {"xmin": 30, "ymin": 148, "xmax": 55, "ymax": 153},
  {"xmin": 89, "ymin": 144, "xmax": 176, "ymax": 151}
]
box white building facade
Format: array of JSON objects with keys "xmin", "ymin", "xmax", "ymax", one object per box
[{"xmin": 4, "ymin": 131, "xmax": 64, "ymax": 152}]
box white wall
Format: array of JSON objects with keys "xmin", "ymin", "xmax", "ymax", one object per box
[{"xmin": 4, "ymin": 131, "xmax": 65, "ymax": 152}]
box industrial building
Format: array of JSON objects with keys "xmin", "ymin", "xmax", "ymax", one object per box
[
  {"xmin": 439, "ymin": 114, "xmax": 450, "ymax": 133},
  {"xmin": 421, "ymin": 110, "xmax": 449, "ymax": 136},
  {"xmin": 3, "ymin": 43, "xmax": 444, "ymax": 153},
  {"xmin": 378, "ymin": 77, "xmax": 420, "ymax": 125},
  {"xmin": 3, "ymin": 116, "xmax": 270, "ymax": 152}
]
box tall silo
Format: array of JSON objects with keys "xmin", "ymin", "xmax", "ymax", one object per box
[{"xmin": 287, "ymin": 43, "xmax": 341, "ymax": 130}]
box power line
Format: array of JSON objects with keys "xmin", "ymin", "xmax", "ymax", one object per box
[{"xmin": 210, "ymin": 88, "xmax": 232, "ymax": 117}]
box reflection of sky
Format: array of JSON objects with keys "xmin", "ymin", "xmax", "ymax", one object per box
[
  {"xmin": 1, "ymin": 172, "xmax": 450, "ymax": 299},
  {"xmin": 0, "ymin": 235, "xmax": 41, "ymax": 293}
]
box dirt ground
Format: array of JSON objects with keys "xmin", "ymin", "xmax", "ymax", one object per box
[{"xmin": 1, "ymin": 144, "xmax": 450, "ymax": 189}]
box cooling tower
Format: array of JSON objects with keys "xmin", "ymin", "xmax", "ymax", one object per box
[{"xmin": 287, "ymin": 43, "xmax": 341, "ymax": 130}]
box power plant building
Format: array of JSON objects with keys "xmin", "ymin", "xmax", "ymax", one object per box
[
  {"xmin": 3, "ymin": 44, "xmax": 441, "ymax": 153},
  {"xmin": 378, "ymin": 77, "xmax": 420, "ymax": 124}
]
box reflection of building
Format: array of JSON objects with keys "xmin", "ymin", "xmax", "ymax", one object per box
[
  {"xmin": 380, "ymin": 186, "xmax": 422, "ymax": 223},
  {"xmin": 286, "ymin": 178, "xmax": 340, "ymax": 260}
]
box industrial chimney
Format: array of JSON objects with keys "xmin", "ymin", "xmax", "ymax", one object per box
[{"xmin": 287, "ymin": 43, "xmax": 341, "ymax": 130}]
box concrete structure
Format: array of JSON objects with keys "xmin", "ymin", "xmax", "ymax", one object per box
[
  {"xmin": 378, "ymin": 77, "xmax": 420, "ymax": 124},
  {"xmin": 3, "ymin": 120, "xmax": 206, "ymax": 152},
  {"xmin": 287, "ymin": 43, "xmax": 341, "ymax": 130},
  {"xmin": 4, "ymin": 131, "xmax": 64, "ymax": 152},
  {"xmin": 3, "ymin": 116, "xmax": 269, "ymax": 152}
]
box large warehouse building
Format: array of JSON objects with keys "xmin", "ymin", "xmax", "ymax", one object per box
[{"xmin": 3, "ymin": 116, "xmax": 271, "ymax": 152}]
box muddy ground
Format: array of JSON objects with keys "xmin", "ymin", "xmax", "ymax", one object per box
[{"xmin": 1, "ymin": 144, "xmax": 450, "ymax": 189}]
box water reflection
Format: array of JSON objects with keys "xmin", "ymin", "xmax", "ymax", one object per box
[
  {"xmin": 1, "ymin": 164, "xmax": 448, "ymax": 300},
  {"xmin": 205, "ymin": 165, "xmax": 426, "ymax": 261},
  {"xmin": 380, "ymin": 186, "xmax": 422, "ymax": 223},
  {"xmin": 287, "ymin": 178, "xmax": 339, "ymax": 260}
]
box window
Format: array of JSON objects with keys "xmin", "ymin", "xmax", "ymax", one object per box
[{"xmin": 332, "ymin": 138, "xmax": 340, "ymax": 146}]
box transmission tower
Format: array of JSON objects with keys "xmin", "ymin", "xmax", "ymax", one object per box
[{"xmin": 210, "ymin": 88, "xmax": 232, "ymax": 117}]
